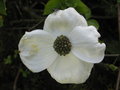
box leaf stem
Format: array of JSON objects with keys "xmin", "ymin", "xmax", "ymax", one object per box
[
  {"xmin": 13, "ymin": 68, "xmax": 21, "ymax": 90},
  {"xmin": 116, "ymin": 67, "xmax": 120, "ymax": 90}
]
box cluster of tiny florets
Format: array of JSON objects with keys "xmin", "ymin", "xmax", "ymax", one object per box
[{"xmin": 53, "ymin": 35, "xmax": 72, "ymax": 56}]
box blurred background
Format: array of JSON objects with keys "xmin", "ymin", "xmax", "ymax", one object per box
[{"xmin": 0, "ymin": 0, "xmax": 119, "ymax": 90}]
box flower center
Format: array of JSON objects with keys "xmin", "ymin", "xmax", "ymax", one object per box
[{"xmin": 53, "ymin": 35, "xmax": 72, "ymax": 56}]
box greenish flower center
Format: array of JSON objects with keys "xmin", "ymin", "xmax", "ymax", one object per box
[{"xmin": 53, "ymin": 35, "xmax": 72, "ymax": 56}]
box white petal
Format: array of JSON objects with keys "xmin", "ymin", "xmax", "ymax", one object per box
[
  {"xmin": 69, "ymin": 26, "xmax": 106, "ymax": 63},
  {"xmin": 44, "ymin": 7, "xmax": 87, "ymax": 37},
  {"xmin": 47, "ymin": 53, "xmax": 93, "ymax": 84},
  {"xmin": 19, "ymin": 30, "xmax": 58, "ymax": 72}
]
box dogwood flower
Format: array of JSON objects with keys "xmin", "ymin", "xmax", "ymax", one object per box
[{"xmin": 18, "ymin": 7, "xmax": 106, "ymax": 84}]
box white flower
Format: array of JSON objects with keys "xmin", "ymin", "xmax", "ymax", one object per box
[{"xmin": 18, "ymin": 7, "xmax": 106, "ymax": 84}]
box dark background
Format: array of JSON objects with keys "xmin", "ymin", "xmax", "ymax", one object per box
[{"xmin": 0, "ymin": 0, "xmax": 119, "ymax": 90}]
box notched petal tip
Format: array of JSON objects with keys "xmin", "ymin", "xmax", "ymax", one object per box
[
  {"xmin": 44, "ymin": 7, "xmax": 88, "ymax": 36},
  {"xmin": 47, "ymin": 53, "xmax": 93, "ymax": 84},
  {"xmin": 89, "ymin": 26, "xmax": 101, "ymax": 38},
  {"xmin": 18, "ymin": 30, "xmax": 57, "ymax": 73},
  {"xmin": 69, "ymin": 26, "xmax": 106, "ymax": 63},
  {"xmin": 64, "ymin": 7, "xmax": 76, "ymax": 12}
]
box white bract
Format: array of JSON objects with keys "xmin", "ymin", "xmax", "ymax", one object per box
[{"xmin": 18, "ymin": 7, "xmax": 106, "ymax": 84}]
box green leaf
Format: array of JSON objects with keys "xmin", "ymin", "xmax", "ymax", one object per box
[
  {"xmin": 87, "ymin": 19, "xmax": 99, "ymax": 29},
  {"xmin": 4, "ymin": 55, "xmax": 12, "ymax": 64},
  {"xmin": 75, "ymin": 1, "xmax": 91, "ymax": 19},
  {"xmin": 43, "ymin": 0, "xmax": 61, "ymax": 15},
  {"xmin": 44, "ymin": 0, "xmax": 79, "ymax": 15},
  {"xmin": 117, "ymin": 0, "xmax": 120, "ymax": 3},
  {"xmin": 0, "ymin": 0, "xmax": 6, "ymax": 15},
  {"xmin": 0, "ymin": 16, "xmax": 3, "ymax": 27},
  {"xmin": 105, "ymin": 64, "xmax": 118, "ymax": 71},
  {"xmin": 20, "ymin": 69, "xmax": 30, "ymax": 78},
  {"xmin": 64, "ymin": 0, "xmax": 80, "ymax": 7},
  {"xmin": 43, "ymin": 0, "xmax": 91, "ymax": 17}
]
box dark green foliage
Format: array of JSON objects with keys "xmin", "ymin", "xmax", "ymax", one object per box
[
  {"xmin": 75, "ymin": 0, "xmax": 91, "ymax": 19},
  {"xmin": 0, "ymin": 0, "xmax": 119, "ymax": 90},
  {"xmin": 0, "ymin": 0, "xmax": 6, "ymax": 15},
  {"xmin": 87, "ymin": 19, "xmax": 99, "ymax": 29},
  {"xmin": 0, "ymin": 0, "xmax": 6, "ymax": 27},
  {"xmin": 44, "ymin": 0, "xmax": 107, "ymax": 29},
  {"xmin": 44, "ymin": 0, "xmax": 91, "ymax": 19},
  {"xmin": 118, "ymin": 0, "xmax": 120, "ymax": 3}
]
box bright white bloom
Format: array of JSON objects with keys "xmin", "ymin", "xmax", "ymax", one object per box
[{"xmin": 18, "ymin": 7, "xmax": 106, "ymax": 84}]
